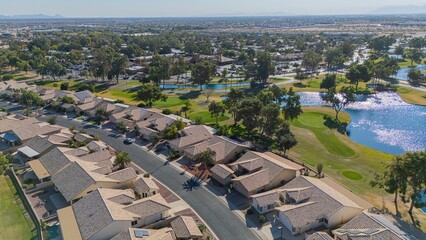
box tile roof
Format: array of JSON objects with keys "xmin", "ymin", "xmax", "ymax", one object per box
[
  {"xmin": 170, "ymin": 216, "xmax": 203, "ymax": 239},
  {"xmin": 251, "ymin": 190, "xmax": 282, "ymax": 207},
  {"xmin": 39, "ymin": 147, "xmax": 78, "ymax": 176}
]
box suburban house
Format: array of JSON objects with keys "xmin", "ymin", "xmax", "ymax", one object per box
[
  {"xmin": 75, "ymin": 98, "xmax": 103, "ymax": 115},
  {"xmin": 210, "ymin": 164, "xmax": 234, "ymax": 185},
  {"xmin": 168, "ymin": 125, "xmax": 214, "ymax": 153},
  {"xmin": 58, "ymin": 188, "xmax": 171, "ymax": 240},
  {"xmin": 170, "ymin": 215, "xmax": 203, "ymax": 240},
  {"xmin": 134, "ymin": 176, "xmax": 160, "ymax": 198},
  {"xmin": 276, "ymin": 176, "xmax": 363, "ymax": 236},
  {"xmin": 229, "ymin": 151, "xmax": 304, "ymax": 198},
  {"xmin": 0, "ymin": 116, "xmax": 63, "ymax": 146},
  {"xmin": 51, "ymin": 160, "xmax": 138, "ymax": 203},
  {"xmin": 36, "ymin": 88, "xmax": 59, "ymax": 103},
  {"xmin": 112, "ymin": 227, "xmax": 176, "ymax": 240},
  {"xmin": 17, "ymin": 133, "xmax": 69, "ymax": 160},
  {"xmin": 332, "ymin": 211, "xmax": 410, "ymax": 240},
  {"xmin": 305, "ymin": 232, "xmax": 333, "ymax": 240},
  {"xmin": 74, "ymin": 90, "xmax": 96, "ymax": 104},
  {"xmin": 183, "ymin": 135, "xmax": 247, "ymax": 164},
  {"xmin": 136, "ymin": 113, "xmax": 191, "ymax": 140}
]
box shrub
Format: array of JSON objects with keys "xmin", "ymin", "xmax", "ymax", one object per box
[
  {"xmin": 60, "ymin": 82, "xmax": 69, "ymax": 90},
  {"xmin": 259, "ymin": 215, "xmax": 266, "ymax": 223},
  {"xmin": 115, "ymin": 99, "xmax": 124, "ymax": 104},
  {"xmin": 137, "ymin": 103, "xmax": 146, "ymax": 108},
  {"xmin": 2, "ymin": 74, "xmax": 13, "ymax": 80},
  {"xmin": 162, "ymin": 109, "xmax": 172, "ymax": 115},
  {"xmin": 143, "ymin": 173, "xmax": 150, "ymax": 178},
  {"xmin": 198, "ymin": 224, "xmax": 206, "ymax": 233}
]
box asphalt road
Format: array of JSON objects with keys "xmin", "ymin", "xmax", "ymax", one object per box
[{"xmin": 39, "ymin": 114, "xmax": 259, "ymax": 240}]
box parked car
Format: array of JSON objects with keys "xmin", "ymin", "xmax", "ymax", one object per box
[{"xmin": 123, "ymin": 138, "xmax": 134, "ymax": 144}]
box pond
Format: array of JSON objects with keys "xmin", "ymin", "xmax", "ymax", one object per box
[
  {"xmin": 395, "ymin": 64, "xmax": 426, "ymax": 81},
  {"xmin": 160, "ymin": 82, "xmax": 250, "ymax": 90},
  {"xmin": 297, "ymin": 92, "xmax": 426, "ymax": 155}
]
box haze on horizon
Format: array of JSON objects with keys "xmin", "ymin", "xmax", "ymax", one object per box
[{"xmin": 1, "ymin": 0, "xmax": 426, "ymax": 18}]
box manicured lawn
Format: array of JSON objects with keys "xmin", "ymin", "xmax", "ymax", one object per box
[
  {"xmin": 0, "ymin": 175, "xmax": 37, "ymax": 240},
  {"xmin": 288, "ymin": 107, "xmax": 394, "ymax": 196},
  {"xmin": 95, "ymin": 87, "xmax": 140, "ymax": 105},
  {"xmin": 342, "ymin": 170, "xmax": 363, "ymax": 180},
  {"xmin": 397, "ymin": 87, "xmax": 426, "ymax": 106},
  {"xmin": 290, "ymin": 74, "xmax": 370, "ymax": 93},
  {"xmin": 292, "ymin": 111, "xmax": 355, "ymax": 157}
]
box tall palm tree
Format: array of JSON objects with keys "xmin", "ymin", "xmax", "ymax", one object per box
[
  {"xmin": 114, "ymin": 151, "xmax": 132, "ymax": 170},
  {"xmin": 197, "ymin": 149, "xmax": 216, "ymax": 169}
]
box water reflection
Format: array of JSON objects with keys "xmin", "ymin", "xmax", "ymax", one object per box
[
  {"xmin": 395, "ymin": 64, "xmax": 426, "ymax": 81},
  {"xmin": 297, "ymin": 92, "xmax": 426, "ymax": 154}
]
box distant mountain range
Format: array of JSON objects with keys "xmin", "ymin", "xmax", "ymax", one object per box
[
  {"xmin": 371, "ymin": 5, "xmax": 426, "ymax": 15},
  {"xmin": 0, "ymin": 14, "xmax": 63, "ymax": 19}
]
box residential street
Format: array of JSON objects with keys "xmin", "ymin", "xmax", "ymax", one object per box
[{"xmin": 38, "ymin": 114, "xmax": 260, "ymax": 240}]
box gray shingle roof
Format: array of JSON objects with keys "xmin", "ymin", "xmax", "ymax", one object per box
[
  {"xmin": 306, "ymin": 232, "xmax": 333, "ymax": 240},
  {"xmin": 23, "ymin": 135, "xmax": 53, "ymax": 154}
]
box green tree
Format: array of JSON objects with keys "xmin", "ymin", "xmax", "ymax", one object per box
[
  {"xmin": 320, "ymin": 74, "xmax": 337, "ymax": 90},
  {"xmin": 192, "ymin": 60, "xmax": 216, "ymax": 90},
  {"xmin": 316, "ymin": 163, "xmax": 323, "ymax": 178},
  {"xmin": 346, "ymin": 64, "xmax": 370, "ymax": 92},
  {"xmin": 371, "ymin": 156, "xmax": 406, "ymax": 217},
  {"xmin": 282, "ymin": 88, "xmax": 303, "ymax": 121},
  {"xmin": 407, "ymin": 68, "xmax": 423, "ymax": 85},
  {"xmin": 137, "ymin": 83, "xmax": 168, "ymax": 107},
  {"xmin": 208, "ymin": 101, "xmax": 225, "ymax": 126},
  {"xmin": 258, "ymin": 103, "xmax": 281, "ymax": 136},
  {"xmin": 405, "ymin": 49, "xmax": 423, "ymax": 67},
  {"xmin": 274, "ymin": 122, "xmax": 298, "ymax": 154},
  {"xmin": 114, "ymin": 151, "xmax": 132, "ymax": 170},
  {"xmin": 181, "ymin": 100, "xmax": 192, "ymax": 118},
  {"xmin": 171, "ymin": 56, "xmax": 187, "ymax": 84},
  {"xmin": 236, "ymin": 97, "xmax": 263, "ymax": 130},
  {"xmin": 322, "ymin": 86, "xmax": 355, "ymax": 122},
  {"xmin": 164, "ymin": 125, "xmax": 179, "ymax": 140},
  {"xmin": 302, "ymin": 50, "xmax": 322, "ymax": 74},
  {"xmin": 149, "ymin": 54, "xmax": 170, "ymax": 87},
  {"xmin": 223, "ymin": 88, "xmax": 244, "ymax": 125},
  {"xmin": 256, "ymin": 51, "xmax": 274, "ymax": 83}
]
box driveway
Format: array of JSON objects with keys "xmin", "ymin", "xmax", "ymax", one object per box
[{"xmin": 39, "ymin": 113, "xmax": 260, "ymax": 240}]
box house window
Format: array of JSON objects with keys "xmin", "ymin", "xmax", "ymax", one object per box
[
  {"xmin": 131, "ymin": 220, "xmax": 137, "ymax": 226},
  {"xmin": 268, "ymin": 204, "xmax": 274, "ymax": 209},
  {"xmin": 258, "ymin": 206, "xmax": 263, "ymax": 212}
]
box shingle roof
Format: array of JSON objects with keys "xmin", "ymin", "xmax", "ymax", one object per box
[
  {"xmin": 210, "ymin": 164, "xmax": 234, "ymax": 180},
  {"xmin": 170, "ymin": 216, "xmax": 203, "ymax": 239},
  {"xmin": 22, "ymin": 135, "xmax": 53, "ymax": 154},
  {"xmin": 277, "ymin": 176, "xmax": 362, "ymax": 229},
  {"xmin": 334, "ymin": 211, "xmax": 407, "ymax": 240},
  {"xmin": 134, "ymin": 176, "xmax": 160, "ymax": 195},
  {"xmin": 168, "ymin": 125, "xmax": 213, "ymax": 149},
  {"xmin": 306, "ymin": 232, "xmax": 333, "ymax": 240},
  {"xmin": 112, "ymin": 228, "xmax": 175, "ymax": 240},
  {"xmin": 39, "ymin": 147, "xmax": 78, "ymax": 175},
  {"xmin": 73, "ymin": 189, "xmax": 136, "ymax": 240},
  {"xmin": 123, "ymin": 194, "xmax": 171, "ymax": 220},
  {"xmin": 251, "ymin": 190, "xmax": 282, "ymax": 207},
  {"xmin": 232, "ymin": 169, "xmax": 270, "ymax": 192},
  {"xmin": 106, "ymin": 168, "xmax": 137, "ymax": 182}
]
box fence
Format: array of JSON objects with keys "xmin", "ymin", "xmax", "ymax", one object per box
[{"xmin": 8, "ymin": 167, "xmax": 44, "ymax": 240}]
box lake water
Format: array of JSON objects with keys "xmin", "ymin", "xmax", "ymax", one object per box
[
  {"xmin": 297, "ymin": 92, "xmax": 426, "ymax": 155},
  {"xmin": 160, "ymin": 82, "xmax": 250, "ymax": 90},
  {"xmin": 395, "ymin": 64, "xmax": 426, "ymax": 81}
]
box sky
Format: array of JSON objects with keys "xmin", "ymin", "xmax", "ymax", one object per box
[{"xmin": 0, "ymin": 0, "xmax": 425, "ymax": 18}]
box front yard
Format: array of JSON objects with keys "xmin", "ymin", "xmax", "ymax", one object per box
[{"xmin": 0, "ymin": 175, "xmax": 37, "ymax": 240}]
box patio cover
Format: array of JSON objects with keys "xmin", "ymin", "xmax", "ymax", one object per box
[
  {"xmin": 57, "ymin": 206, "xmax": 83, "ymax": 240},
  {"xmin": 28, "ymin": 160, "xmax": 50, "ymax": 179},
  {"xmin": 18, "ymin": 146, "xmax": 40, "ymax": 158},
  {"xmin": 0, "ymin": 132, "xmax": 20, "ymax": 143}
]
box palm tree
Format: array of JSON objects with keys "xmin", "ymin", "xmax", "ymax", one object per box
[
  {"xmin": 197, "ymin": 149, "xmax": 216, "ymax": 169},
  {"xmin": 114, "ymin": 151, "xmax": 132, "ymax": 169}
]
